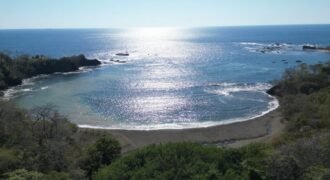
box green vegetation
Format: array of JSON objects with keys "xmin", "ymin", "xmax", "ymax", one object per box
[
  {"xmin": 264, "ymin": 62, "xmax": 330, "ymax": 179},
  {"xmin": 81, "ymin": 136, "xmax": 121, "ymax": 178},
  {"xmin": 0, "ymin": 101, "xmax": 121, "ymax": 179},
  {"xmin": 94, "ymin": 143, "xmax": 271, "ymax": 180},
  {"xmin": 268, "ymin": 62, "xmax": 330, "ymax": 135},
  {"xmin": 0, "ymin": 53, "xmax": 101, "ymax": 91}
]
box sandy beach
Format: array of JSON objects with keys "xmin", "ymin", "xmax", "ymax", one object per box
[{"xmin": 81, "ymin": 109, "xmax": 284, "ymax": 153}]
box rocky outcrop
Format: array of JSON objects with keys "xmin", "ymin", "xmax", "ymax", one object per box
[
  {"xmin": 266, "ymin": 84, "xmax": 281, "ymax": 96},
  {"xmin": 267, "ymin": 82, "xmax": 322, "ymax": 97},
  {"xmin": 0, "ymin": 53, "xmax": 101, "ymax": 93},
  {"xmin": 303, "ymin": 45, "xmax": 330, "ymax": 51}
]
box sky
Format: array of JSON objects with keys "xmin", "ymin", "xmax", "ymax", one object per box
[{"xmin": 0, "ymin": 0, "xmax": 330, "ymax": 29}]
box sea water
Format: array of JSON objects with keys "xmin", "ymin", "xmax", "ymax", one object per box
[{"xmin": 1, "ymin": 25, "xmax": 330, "ymax": 130}]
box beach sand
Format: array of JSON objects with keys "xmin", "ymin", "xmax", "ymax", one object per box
[{"xmin": 81, "ymin": 109, "xmax": 284, "ymax": 153}]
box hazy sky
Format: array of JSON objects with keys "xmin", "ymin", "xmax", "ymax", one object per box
[{"xmin": 1, "ymin": 0, "xmax": 330, "ymax": 29}]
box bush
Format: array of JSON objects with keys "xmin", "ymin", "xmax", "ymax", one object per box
[
  {"xmin": 3, "ymin": 169, "xmax": 45, "ymax": 180},
  {"xmin": 82, "ymin": 135, "xmax": 121, "ymax": 178},
  {"xmin": 94, "ymin": 143, "xmax": 270, "ymax": 180},
  {"xmin": 0, "ymin": 101, "xmax": 90, "ymax": 178},
  {"xmin": 0, "ymin": 149, "xmax": 20, "ymax": 175}
]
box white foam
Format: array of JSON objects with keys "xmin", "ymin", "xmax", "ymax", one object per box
[
  {"xmin": 1, "ymin": 77, "xmax": 42, "ymax": 100},
  {"xmin": 239, "ymin": 42, "xmax": 264, "ymax": 46},
  {"xmin": 41, "ymin": 86, "xmax": 49, "ymax": 90},
  {"xmin": 2, "ymin": 88, "xmax": 17, "ymax": 100},
  {"xmin": 2, "ymin": 87, "xmax": 32, "ymax": 100},
  {"xmin": 22, "ymin": 88, "xmax": 32, "ymax": 92},
  {"xmin": 206, "ymin": 83, "xmax": 272, "ymax": 96},
  {"xmin": 238, "ymin": 42, "xmax": 303, "ymax": 54}
]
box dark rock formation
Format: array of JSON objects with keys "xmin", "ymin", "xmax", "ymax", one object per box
[
  {"xmin": 303, "ymin": 45, "xmax": 330, "ymax": 51},
  {"xmin": 266, "ymin": 84, "xmax": 283, "ymax": 97},
  {"xmin": 302, "ymin": 45, "xmax": 317, "ymax": 50},
  {"xmin": 267, "ymin": 82, "xmax": 322, "ymax": 97}
]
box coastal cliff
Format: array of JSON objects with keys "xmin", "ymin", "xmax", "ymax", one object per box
[{"xmin": 0, "ymin": 53, "xmax": 101, "ymax": 93}]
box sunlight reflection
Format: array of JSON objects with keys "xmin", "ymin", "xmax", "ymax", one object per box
[
  {"xmin": 131, "ymin": 95, "xmax": 186, "ymax": 113},
  {"xmin": 128, "ymin": 27, "xmax": 181, "ymax": 41},
  {"xmin": 120, "ymin": 28, "xmax": 197, "ymax": 120}
]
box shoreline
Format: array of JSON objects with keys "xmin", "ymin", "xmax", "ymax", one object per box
[
  {"xmin": 1, "ymin": 65, "xmax": 100, "ymax": 99},
  {"xmin": 80, "ymin": 107, "xmax": 284, "ymax": 153}
]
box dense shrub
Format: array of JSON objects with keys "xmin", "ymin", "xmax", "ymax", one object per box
[
  {"xmin": 0, "ymin": 99, "xmax": 124, "ymax": 179},
  {"xmin": 266, "ymin": 60, "xmax": 330, "ymax": 179},
  {"xmin": 267, "ymin": 62, "xmax": 330, "ymax": 97},
  {"xmin": 3, "ymin": 169, "xmax": 46, "ymax": 180},
  {"xmin": 0, "ymin": 149, "xmax": 20, "ymax": 175},
  {"xmin": 267, "ymin": 134, "xmax": 330, "ymax": 179},
  {"xmin": 81, "ymin": 135, "xmax": 121, "ymax": 178},
  {"xmin": 94, "ymin": 143, "xmax": 271, "ymax": 180}
]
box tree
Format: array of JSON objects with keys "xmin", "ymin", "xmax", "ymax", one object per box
[
  {"xmin": 30, "ymin": 104, "xmax": 77, "ymax": 146},
  {"xmin": 82, "ymin": 135, "xmax": 121, "ymax": 178}
]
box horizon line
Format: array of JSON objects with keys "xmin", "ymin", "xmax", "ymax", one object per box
[{"xmin": 1, "ymin": 23, "xmax": 330, "ymax": 30}]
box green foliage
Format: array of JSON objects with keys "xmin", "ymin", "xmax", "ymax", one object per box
[
  {"xmin": 266, "ymin": 60, "xmax": 330, "ymax": 179},
  {"xmin": 0, "ymin": 149, "xmax": 20, "ymax": 175},
  {"xmin": 267, "ymin": 134, "xmax": 330, "ymax": 180},
  {"xmin": 303, "ymin": 166, "xmax": 330, "ymax": 180},
  {"xmin": 274, "ymin": 61, "xmax": 330, "ymax": 135},
  {"xmin": 82, "ymin": 135, "xmax": 121, "ymax": 178},
  {"xmin": 3, "ymin": 169, "xmax": 71, "ymax": 180},
  {"xmin": 94, "ymin": 142, "xmax": 270, "ymax": 180},
  {"xmin": 0, "ymin": 101, "xmax": 90, "ymax": 179},
  {"xmin": 3, "ymin": 169, "xmax": 45, "ymax": 180},
  {"xmin": 0, "ymin": 101, "xmax": 32, "ymax": 147},
  {"xmin": 0, "ymin": 99, "xmax": 123, "ymax": 179},
  {"xmin": 45, "ymin": 171, "xmax": 72, "ymax": 180},
  {"xmin": 267, "ymin": 62, "xmax": 330, "ymax": 96}
]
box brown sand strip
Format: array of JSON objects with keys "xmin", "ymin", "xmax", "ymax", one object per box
[{"xmin": 81, "ymin": 109, "xmax": 283, "ymax": 153}]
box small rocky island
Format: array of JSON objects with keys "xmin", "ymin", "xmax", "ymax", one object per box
[
  {"xmin": 303, "ymin": 45, "xmax": 330, "ymax": 51},
  {"xmin": 0, "ymin": 53, "xmax": 101, "ymax": 93}
]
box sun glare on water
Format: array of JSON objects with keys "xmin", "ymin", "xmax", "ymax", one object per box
[{"xmin": 126, "ymin": 27, "xmax": 181, "ymax": 41}]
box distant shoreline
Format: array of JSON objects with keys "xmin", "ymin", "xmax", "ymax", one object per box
[{"xmin": 0, "ymin": 53, "xmax": 101, "ymax": 95}]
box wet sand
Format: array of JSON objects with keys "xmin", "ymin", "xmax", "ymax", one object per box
[{"xmin": 81, "ymin": 109, "xmax": 284, "ymax": 152}]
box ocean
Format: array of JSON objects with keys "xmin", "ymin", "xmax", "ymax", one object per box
[{"xmin": 1, "ymin": 25, "xmax": 330, "ymax": 130}]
